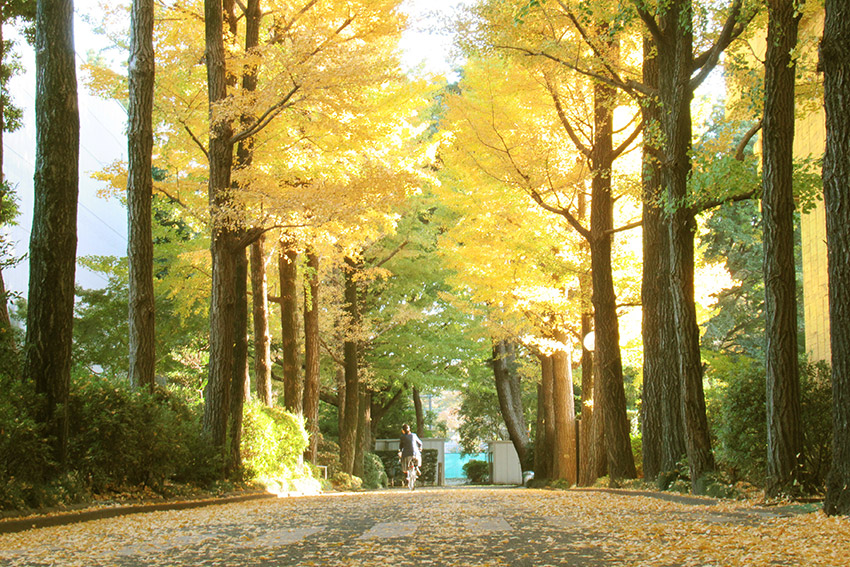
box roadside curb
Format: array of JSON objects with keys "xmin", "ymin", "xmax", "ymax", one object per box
[{"xmin": 0, "ymin": 491, "xmax": 277, "ymax": 535}]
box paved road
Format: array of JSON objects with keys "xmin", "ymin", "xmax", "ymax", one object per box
[{"xmin": 0, "ymin": 486, "xmax": 833, "ymax": 566}]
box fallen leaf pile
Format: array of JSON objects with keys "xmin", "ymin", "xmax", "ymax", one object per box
[{"xmin": 0, "ymin": 487, "xmax": 846, "ymax": 566}]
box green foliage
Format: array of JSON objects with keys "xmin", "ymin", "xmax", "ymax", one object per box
[
  {"xmin": 457, "ymin": 380, "xmax": 507, "ymax": 454},
  {"xmin": 66, "ymin": 374, "xmax": 219, "ymax": 492},
  {"xmin": 706, "ymin": 353, "xmax": 833, "ymax": 492},
  {"xmin": 462, "ymin": 459, "xmax": 490, "ymax": 484},
  {"xmin": 0, "ymin": 375, "xmax": 53, "ymax": 509},
  {"xmin": 240, "ymin": 402, "xmax": 308, "ymax": 481},
  {"xmin": 361, "ymin": 453, "xmax": 388, "ymax": 489}
]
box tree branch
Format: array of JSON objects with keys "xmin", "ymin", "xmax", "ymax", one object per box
[
  {"xmin": 230, "ymin": 84, "xmax": 302, "ymax": 144},
  {"xmin": 689, "ymin": 0, "xmax": 751, "ymax": 91}
]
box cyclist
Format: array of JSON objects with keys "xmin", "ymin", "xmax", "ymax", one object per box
[{"xmin": 398, "ymin": 424, "xmax": 423, "ymax": 484}]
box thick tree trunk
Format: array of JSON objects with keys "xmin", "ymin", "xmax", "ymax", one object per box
[
  {"xmin": 228, "ymin": 246, "xmax": 250, "ymax": 475},
  {"xmin": 822, "ymin": 0, "xmax": 850, "ymax": 516},
  {"xmin": 552, "ymin": 331, "xmax": 576, "ymax": 484},
  {"xmin": 303, "ymin": 250, "xmax": 321, "ymax": 463},
  {"xmin": 492, "ymin": 340, "xmax": 531, "ymax": 471},
  {"xmin": 354, "ymin": 386, "xmax": 371, "ymax": 478},
  {"xmin": 127, "ymin": 0, "xmax": 156, "ymax": 391},
  {"xmin": 339, "ymin": 257, "xmax": 361, "ymax": 474},
  {"xmin": 762, "ymin": 0, "xmax": 803, "ymax": 498},
  {"xmin": 640, "ymin": 35, "xmax": 686, "ymax": 482},
  {"xmin": 657, "ymin": 0, "xmax": 715, "ymax": 490},
  {"xmin": 413, "ymin": 386, "xmax": 426, "ymax": 437},
  {"xmin": 279, "ymin": 244, "xmax": 302, "ymax": 414},
  {"xmin": 251, "ymin": 235, "xmax": 273, "ymax": 405},
  {"xmin": 535, "ymin": 354, "xmax": 556, "ymax": 479},
  {"xmin": 590, "ymin": 71, "xmax": 636, "ymax": 482},
  {"xmin": 25, "ymin": 0, "xmax": 79, "ymax": 468},
  {"xmin": 202, "ymin": 0, "xmax": 236, "ymax": 451}
]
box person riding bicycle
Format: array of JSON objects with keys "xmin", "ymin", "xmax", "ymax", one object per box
[{"xmin": 398, "ymin": 424, "xmax": 423, "ymax": 481}]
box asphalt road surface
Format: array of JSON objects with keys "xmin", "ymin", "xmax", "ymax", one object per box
[{"xmin": 0, "ymin": 486, "xmax": 834, "ymax": 566}]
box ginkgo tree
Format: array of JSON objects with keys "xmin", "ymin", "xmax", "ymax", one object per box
[{"xmin": 441, "ymin": 11, "xmax": 645, "ymax": 482}]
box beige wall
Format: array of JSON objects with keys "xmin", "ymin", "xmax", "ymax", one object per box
[{"xmin": 796, "ymin": 13, "xmax": 829, "ymax": 362}]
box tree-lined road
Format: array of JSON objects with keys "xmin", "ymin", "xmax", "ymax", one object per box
[{"xmin": 1, "ymin": 487, "xmax": 842, "ymax": 567}]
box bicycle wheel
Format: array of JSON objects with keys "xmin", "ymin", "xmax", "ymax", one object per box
[{"xmin": 407, "ymin": 464, "xmax": 417, "ymax": 490}]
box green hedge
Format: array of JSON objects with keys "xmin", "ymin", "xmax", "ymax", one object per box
[{"xmin": 375, "ymin": 449, "xmax": 438, "ymax": 486}]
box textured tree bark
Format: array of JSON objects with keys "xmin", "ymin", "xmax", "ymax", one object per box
[
  {"xmin": 656, "ymin": 0, "xmax": 715, "ymax": 490},
  {"xmin": 127, "ymin": 0, "xmax": 156, "ymax": 392},
  {"xmin": 251, "ymin": 235, "xmax": 273, "ymax": 405},
  {"xmin": 413, "ymin": 386, "xmax": 426, "ymax": 438},
  {"xmin": 202, "ymin": 0, "xmax": 236, "ymax": 451},
  {"xmin": 535, "ymin": 354, "xmax": 556, "ymax": 479},
  {"xmin": 640, "ymin": 35, "xmax": 686, "ymax": 482},
  {"xmin": 762, "ymin": 0, "xmax": 803, "ymax": 498},
  {"xmin": 303, "ymin": 250, "xmax": 321, "ymax": 462},
  {"xmin": 339, "ymin": 257, "xmax": 361, "ymax": 474},
  {"xmin": 25, "ymin": 0, "xmax": 79, "ymax": 468},
  {"xmin": 228, "ymin": 247, "xmax": 250, "ymax": 475},
  {"xmin": 589, "ymin": 70, "xmax": 636, "ymax": 482},
  {"xmin": 354, "ymin": 386, "xmax": 371, "ymax": 478},
  {"xmin": 552, "ymin": 331, "xmax": 576, "ymax": 484},
  {"xmin": 492, "ymin": 340, "xmax": 532, "ymax": 471},
  {"xmin": 822, "ymin": 0, "xmax": 850, "ymax": 516},
  {"xmin": 279, "ymin": 244, "xmax": 302, "ymax": 414}
]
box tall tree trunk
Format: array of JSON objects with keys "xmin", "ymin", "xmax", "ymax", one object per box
[
  {"xmin": 762, "ymin": 0, "xmax": 803, "ymax": 498},
  {"xmin": 279, "ymin": 244, "xmax": 302, "ymax": 414},
  {"xmin": 413, "ymin": 385, "xmax": 426, "ymax": 437},
  {"xmin": 822, "ymin": 0, "xmax": 850, "ymax": 516},
  {"xmin": 127, "ymin": 0, "xmax": 156, "ymax": 391},
  {"xmin": 589, "ymin": 63, "xmax": 636, "ymax": 482},
  {"xmin": 552, "ymin": 330, "xmax": 576, "ymax": 484},
  {"xmin": 303, "ymin": 250, "xmax": 320, "ymax": 462},
  {"xmin": 657, "ymin": 0, "xmax": 715, "ymax": 490},
  {"xmin": 640, "ymin": 35, "xmax": 686, "ymax": 482},
  {"xmin": 491, "ymin": 340, "xmax": 531, "ymax": 470},
  {"xmin": 339, "ymin": 256, "xmax": 361, "ymax": 474},
  {"xmin": 228, "ymin": 247, "xmax": 250, "ymax": 475},
  {"xmin": 202, "ymin": 0, "xmax": 236, "ymax": 451},
  {"xmin": 238, "ymin": 0, "xmax": 267, "ymax": 406},
  {"xmin": 354, "ymin": 386, "xmax": 371, "ymax": 478},
  {"xmin": 578, "ymin": 197, "xmax": 600, "ymax": 486},
  {"xmin": 25, "ymin": 0, "xmax": 79, "ymax": 468},
  {"xmin": 535, "ymin": 353, "xmax": 556, "ymax": 479},
  {"xmin": 251, "ymin": 235, "xmax": 272, "ymax": 405}
]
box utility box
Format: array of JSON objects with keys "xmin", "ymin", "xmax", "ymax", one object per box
[
  {"xmin": 488, "ymin": 440, "xmax": 522, "ymax": 485},
  {"xmin": 375, "ymin": 437, "xmax": 446, "ymax": 486}
]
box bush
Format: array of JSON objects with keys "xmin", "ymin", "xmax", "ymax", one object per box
[
  {"xmin": 0, "ymin": 375, "xmax": 53, "ymax": 509},
  {"xmin": 330, "ymin": 471, "xmax": 362, "ymax": 491},
  {"xmin": 66, "ymin": 374, "xmax": 215, "ymax": 491},
  {"xmin": 707, "ymin": 354, "xmax": 833, "ymax": 492},
  {"xmin": 241, "ymin": 402, "xmax": 309, "ymax": 481},
  {"xmin": 362, "ymin": 453, "xmax": 388, "ymax": 489},
  {"xmin": 463, "ymin": 459, "xmax": 490, "ymax": 484}
]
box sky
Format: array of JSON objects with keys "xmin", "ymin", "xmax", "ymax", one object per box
[
  {"xmin": 2, "ymin": 0, "xmax": 460, "ymax": 298},
  {"xmin": 4, "ymin": 1, "xmax": 130, "ymax": 295}
]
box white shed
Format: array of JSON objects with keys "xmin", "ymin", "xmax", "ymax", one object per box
[{"xmin": 488, "ymin": 440, "xmax": 523, "ymax": 485}]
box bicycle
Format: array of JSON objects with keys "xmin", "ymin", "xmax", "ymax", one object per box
[{"xmin": 398, "ymin": 452, "xmax": 419, "ymax": 490}]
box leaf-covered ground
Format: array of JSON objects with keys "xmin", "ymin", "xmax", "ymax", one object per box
[{"xmin": 0, "ymin": 487, "xmax": 846, "ymax": 566}]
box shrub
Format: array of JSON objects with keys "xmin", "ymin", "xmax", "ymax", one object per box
[
  {"xmin": 362, "ymin": 453, "xmax": 388, "ymax": 489},
  {"xmin": 0, "ymin": 375, "xmax": 52, "ymax": 509},
  {"xmin": 463, "ymin": 459, "xmax": 490, "ymax": 484},
  {"xmin": 66, "ymin": 374, "xmax": 208, "ymax": 491},
  {"xmin": 330, "ymin": 471, "xmax": 362, "ymax": 491},
  {"xmin": 241, "ymin": 402, "xmax": 309, "ymax": 481},
  {"xmin": 707, "ymin": 354, "xmax": 833, "ymax": 492}
]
